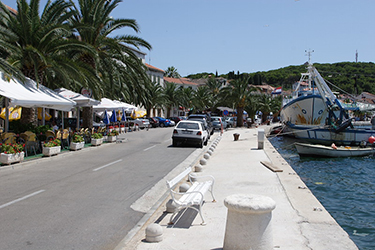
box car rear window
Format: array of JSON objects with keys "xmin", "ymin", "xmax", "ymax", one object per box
[{"xmin": 177, "ymin": 122, "xmax": 199, "ymax": 130}]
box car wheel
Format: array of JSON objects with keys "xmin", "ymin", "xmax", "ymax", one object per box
[
  {"xmin": 160, "ymin": 123, "xmax": 165, "ymax": 127},
  {"xmin": 204, "ymin": 139, "xmax": 208, "ymax": 146},
  {"xmin": 140, "ymin": 127, "xmax": 145, "ymax": 130},
  {"xmin": 172, "ymin": 139, "xmax": 177, "ymax": 147}
]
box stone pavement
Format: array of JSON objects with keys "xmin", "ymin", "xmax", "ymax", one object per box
[{"xmin": 115, "ymin": 125, "xmax": 358, "ymax": 250}]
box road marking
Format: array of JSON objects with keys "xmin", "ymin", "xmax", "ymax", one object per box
[
  {"xmin": 0, "ymin": 190, "xmax": 45, "ymax": 209},
  {"xmin": 93, "ymin": 159, "xmax": 123, "ymax": 172},
  {"xmin": 143, "ymin": 145, "xmax": 156, "ymax": 151}
]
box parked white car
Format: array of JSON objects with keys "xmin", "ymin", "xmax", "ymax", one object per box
[
  {"xmin": 172, "ymin": 120, "xmax": 208, "ymax": 148},
  {"xmin": 128, "ymin": 118, "xmax": 150, "ymax": 129}
]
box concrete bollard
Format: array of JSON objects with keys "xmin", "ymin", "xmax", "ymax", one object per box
[
  {"xmin": 200, "ymin": 158, "xmax": 207, "ymax": 165},
  {"xmin": 179, "ymin": 183, "xmax": 190, "ymax": 192},
  {"xmin": 145, "ymin": 223, "xmax": 163, "ymax": 242},
  {"xmin": 204, "ymin": 153, "xmax": 210, "ymax": 159},
  {"xmin": 189, "ymin": 173, "xmax": 198, "ymax": 182},
  {"xmin": 258, "ymin": 129, "xmax": 265, "ymax": 149},
  {"xmin": 195, "ymin": 164, "xmax": 203, "ymax": 172},
  {"xmin": 233, "ymin": 133, "xmax": 240, "ymax": 141},
  {"xmin": 166, "ymin": 199, "xmax": 177, "ymax": 213},
  {"xmin": 207, "ymin": 149, "xmax": 213, "ymax": 155},
  {"xmin": 223, "ymin": 194, "xmax": 276, "ymax": 250}
]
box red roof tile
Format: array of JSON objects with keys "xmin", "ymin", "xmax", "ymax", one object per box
[
  {"xmin": 145, "ymin": 63, "xmax": 164, "ymax": 73},
  {"xmin": 164, "ymin": 77, "xmax": 199, "ymax": 86}
]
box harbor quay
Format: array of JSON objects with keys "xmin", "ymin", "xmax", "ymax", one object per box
[{"xmin": 117, "ymin": 125, "xmax": 358, "ymax": 250}]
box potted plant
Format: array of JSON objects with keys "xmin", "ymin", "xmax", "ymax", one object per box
[
  {"xmin": 107, "ymin": 130, "xmax": 119, "ymax": 142},
  {"xmin": 91, "ymin": 132, "xmax": 103, "ymax": 146},
  {"xmin": 70, "ymin": 134, "xmax": 85, "ymax": 151},
  {"xmin": 42, "ymin": 138, "xmax": 61, "ymax": 156},
  {"xmin": 0, "ymin": 143, "xmax": 25, "ymax": 165}
]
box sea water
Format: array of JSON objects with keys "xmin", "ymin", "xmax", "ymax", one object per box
[{"xmin": 269, "ymin": 136, "xmax": 375, "ymax": 250}]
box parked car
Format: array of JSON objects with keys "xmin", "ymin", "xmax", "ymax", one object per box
[
  {"xmin": 188, "ymin": 113, "xmax": 214, "ymax": 136},
  {"xmin": 225, "ymin": 117, "xmax": 237, "ymax": 128},
  {"xmin": 148, "ymin": 117, "xmax": 159, "ymax": 128},
  {"xmin": 172, "ymin": 120, "xmax": 208, "ymax": 148},
  {"xmin": 168, "ymin": 116, "xmax": 182, "ymax": 124},
  {"xmin": 153, "ymin": 117, "xmax": 172, "ymax": 127},
  {"xmin": 211, "ymin": 116, "xmax": 227, "ymax": 130},
  {"xmin": 127, "ymin": 117, "xmax": 150, "ymax": 129}
]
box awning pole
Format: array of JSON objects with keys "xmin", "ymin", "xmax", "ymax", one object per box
[
  {"xmin": 5, "ymin": 98, "xmax": 9, "ymax": 132},
  {"xmin": 42, "ymin": 108, "xmax": 46, "ymax": 126},
  {"xmin": 61, "ymin": 111, "xmax": 64, "ymax": 130},
  {"xmin": 77, "ymin": 107, "xmax": 80, "ymax": 129}
]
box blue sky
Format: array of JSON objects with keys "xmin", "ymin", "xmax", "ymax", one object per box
[{"xmin": 2, "ymin": 0, "xmax": 374, "ymax": 77}]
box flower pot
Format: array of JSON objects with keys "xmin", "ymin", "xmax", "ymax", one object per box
[
  {"xmin": 70, "ymin": 141, "xmax": 85, "ymax": 151},
  {"xmin": 91, "ymin": 138, "xmax": 103, "ymax": 146},
  {"xmin": 42, "ymin": 146, "xmax": 61, "ymax": 157},
  {"xmin": 107, "ymin": 135, "xmax": 117, "ymax": 143},
  {"xmin": 0, "ymin": 152, "xmax": 25, "ymax": 165}
]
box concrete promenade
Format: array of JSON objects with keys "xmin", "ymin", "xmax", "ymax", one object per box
[{"xmin": 117, "ymin": 125, "xmax": 358, "ymax": 250}]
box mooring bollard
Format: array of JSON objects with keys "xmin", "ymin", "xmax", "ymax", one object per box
[
  {"xmin": 145, "ymin": 223, "xmax": 163, "ymax": 242},
  {"xmin": 258, "ymin": 129, "xmax": 265, "ymax": 149},
  {"xmin": 223, "ymin": 194, "xmax": 276, "ymax": 250}
]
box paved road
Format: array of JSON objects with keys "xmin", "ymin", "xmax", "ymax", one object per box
[{"xmin": 0, "ymin": 127, "xmax": 198, "ymax": 250}]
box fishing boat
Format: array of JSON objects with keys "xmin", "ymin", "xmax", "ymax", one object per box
[
  {"xmin": 294, "ymin": 142, "xmax": 375, "ymax": 158},
  {"xmin": 281, "ymin": 63, "xmax": 375, "ymax": 146}
]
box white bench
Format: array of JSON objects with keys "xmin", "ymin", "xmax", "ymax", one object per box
[{"xmin": 166, "ymin": 166, "xmax": 215, "ymax": 225}]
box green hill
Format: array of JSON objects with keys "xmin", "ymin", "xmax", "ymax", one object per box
[{"xmin": 187, "ymin": 62, "xmax": 375, "ymax": 95}]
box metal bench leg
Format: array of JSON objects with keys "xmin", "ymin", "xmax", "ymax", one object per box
[{"xmin": 192, "ymin": 205, "xmax": 206, "ymax": 226}]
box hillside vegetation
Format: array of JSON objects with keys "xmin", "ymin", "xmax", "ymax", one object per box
[{"xmin": 187, "ymin": 62, "xmax": 375, "ymax": 95}]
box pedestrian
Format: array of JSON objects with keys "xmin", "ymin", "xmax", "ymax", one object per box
[
  {"xmin": 371, "ymin": 115, "xmax": 375, "ymax": 130},
  {"xmin": 52, "ymin": 120, "xmax": 59, "ymax": 132}
]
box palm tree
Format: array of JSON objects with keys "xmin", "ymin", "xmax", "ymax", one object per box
[
  {"xmin": 257, "ymin": 94, "xmax": 282, "ymax": 121},
  {"xmin": 176, "ymin": 86, "xmax": 194, "ymax": 115},
  {"xmin": 71, "ymin": 0, "xmax": 152, "ymax": 99},
  {"xmin": 163, "ymin": 82, "xmax": 178, "ymax": 117},
  {"xmin": 193, "ymin": 86, "xmax": 210, "ymax": 112},
  {"xmin": 220, "ymin": 77, "xmax": 257, "ymax": 127},
  {"xmin": 205, "ymin": 77, "xmax": 223, "ymax": 111},
  {"xmin": 143, "ymin": 81, "xmax": 164, "ymax": 117},
  {"xmin": 165, "ymin": 66, "xmax": 181, "ymax": 78},
  {"xmin": 0, "ymin": 0, "xmax": 97, "ymax": 125},
  {"xmin": 70, "ymin": 0, "xmax": 152, "ymax": 127}
]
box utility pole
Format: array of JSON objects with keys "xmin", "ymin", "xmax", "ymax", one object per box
[{"xmin": 355, "ymin": 50, "xmax": 358, "ymax": 63}]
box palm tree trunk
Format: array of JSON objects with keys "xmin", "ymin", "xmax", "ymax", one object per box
[
  {"xmin": 20, "ymin": 107, "xmax": 37, "ymax": 126},
  {"xmin": 236, "ymin": 106, "xmax": 244, "ymax": 127},
  {"xmin": 82, "ymin": 107, "xmax": 93, "ymax": 128}
]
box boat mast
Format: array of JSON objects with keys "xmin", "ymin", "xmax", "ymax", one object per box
[{"xmin": 305, "ymin": 49, "xmax": 314, "ymax": 65}]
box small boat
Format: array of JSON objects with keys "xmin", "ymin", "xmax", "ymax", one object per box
[{"xmin": 294, "ymin": 142, "xmax": 375, "ymax": 158}]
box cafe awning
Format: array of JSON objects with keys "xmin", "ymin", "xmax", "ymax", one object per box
[
  {"xmin": 54, "ymin": 88, "xmax": 100, "ymax": 107},
  {"xmin": 93, "ymin": 98, "xmax": 136, "ymax": 112},
  {"xmin": 0, "ymin": 72, "xmax": 76, "ymax": 111}
]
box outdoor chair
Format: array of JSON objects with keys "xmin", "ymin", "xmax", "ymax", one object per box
[
  {"xmin": 19, "ymin": 132, "xmax": 37, "ymax": 157},
  {"xmin": 1, "ymin": 132, "xmax": 17, "ymax": 144},
  {"xmin": 61, "ymin": 129, "xmax": 70, "ymax": 149},
  {"xmin": 45, "ymin": 130, "xmax": 55, "ymax": 142}
]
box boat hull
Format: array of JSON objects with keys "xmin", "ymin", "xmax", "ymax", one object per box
[
  {"xmin": 295, "ymin": 142, "xmax": 375, "ymax": 157},
  {"xmin": 281, "ymin": 94, "xmax": 328, "ymax": 125},
  {"xmin": 288, "ymin": 123, "xmax": 375, "ymax": 146}
]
